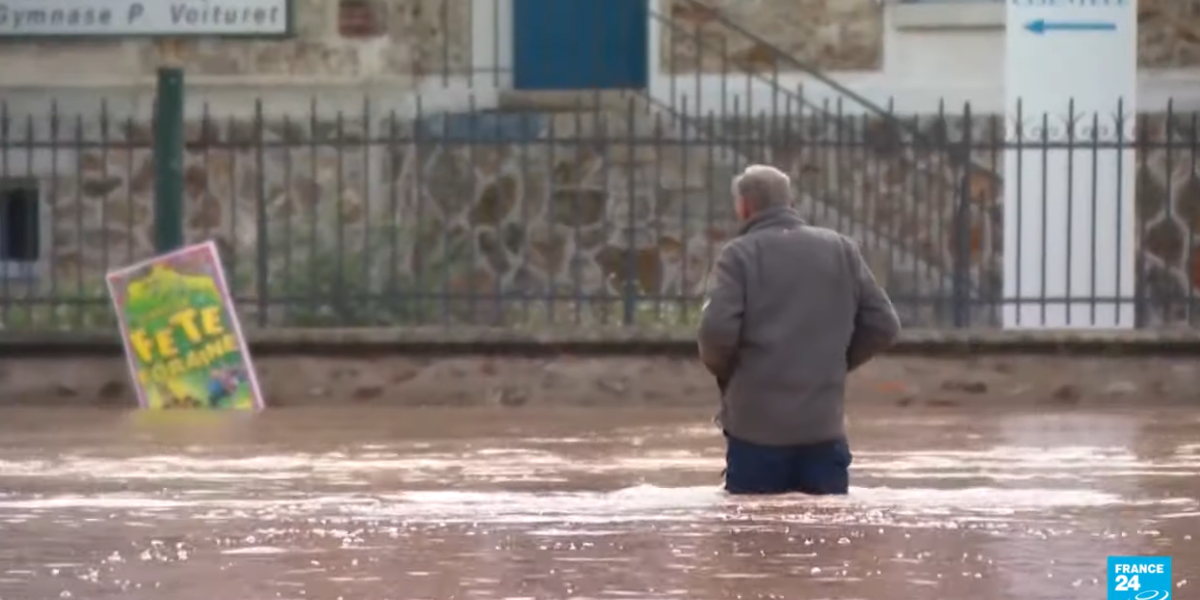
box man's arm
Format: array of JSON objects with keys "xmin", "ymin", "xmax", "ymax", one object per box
[
  {"xmin": 698, "ymin": 243, "xmax": 746, "ymax": 383},
  {"xmin": 844, "ymin": 237, "xmax": 901, "ymax": 372}
]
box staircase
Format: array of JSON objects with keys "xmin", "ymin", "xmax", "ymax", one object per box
[
  {"xmin": 644, "ymin": 0, "xmax": 1005, "ymax": 327},
  {"xmin": 422, "ymin": 0, "xmax": 1004, "ymax": 327},
  {"xmin": 492, "ymin": 89, "xmax": 743, "ymax": 310}
]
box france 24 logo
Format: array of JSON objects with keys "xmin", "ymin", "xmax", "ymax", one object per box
[{"xmin": 1107, "ymin": 556, "xmax": 1172, "ymax": 600}]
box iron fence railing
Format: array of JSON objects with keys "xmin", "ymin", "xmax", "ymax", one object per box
[{"xmin": 1, "ymin": 96, "xmax": 1198, "ymax": 331}]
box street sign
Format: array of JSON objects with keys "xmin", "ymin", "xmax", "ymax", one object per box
[
  {"xmin": 1003, "ymin": 0, "xmax": 1137, "ymax": 329},
  {"xmin": 1024, "ymin": 19, "xmax": 1116, "ymax": 34},
  {"xmin": 0, "ymin": 0, "xmax": 293, "ymax": 37}
]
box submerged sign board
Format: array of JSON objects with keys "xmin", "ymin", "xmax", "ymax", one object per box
[
  {"xmin": 0, "ymin": 0, "xmax": 291, "ymax": 37},
  {"xmin": 1003, "ymin": 0, "xmax": 1137, "ymax": 328},
  {"xmin": 106, "ymin": 241, "xmax": 265, "ymax": 411}
]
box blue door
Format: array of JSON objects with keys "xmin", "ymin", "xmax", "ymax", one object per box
[{"xmin": 513, "ymin": 0, "xmax": 648, "ymax": 90}]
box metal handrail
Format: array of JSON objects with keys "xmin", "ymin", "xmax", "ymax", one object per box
[
  {"xmin": 648, "ymin": 0, "xmax": 994, "ymax": 306},
  {"xmin": 667, "ymin": 0, "xmax": 1000, "ymax": 181},
  {"xmin": 671, "ymin": 0, "xmax": 897, "ymax": 122},
  {"xmin": 634, "ymin": 90, "xmax": 963, "ymax": 298},
  {"xmin": 647, "ymin": 8, "xmax": 831, "ymax": 122}
]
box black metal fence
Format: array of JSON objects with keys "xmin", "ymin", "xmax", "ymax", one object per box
[
  {"xmin": 0, "ymin": 0, "xmax": 1193, "ymax": 331},
  {"xmin": 1, "ymin": 94, "xmax": 1199, "ymax": 331}
]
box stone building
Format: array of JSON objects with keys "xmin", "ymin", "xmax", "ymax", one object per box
[{"xmin": 0, "ymin": 0, "xmax": 1198, "ymax": 329}]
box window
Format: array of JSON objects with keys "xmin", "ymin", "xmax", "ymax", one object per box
[{"xmin": 0, "ymin": 180, "xmax": 41, "ymax": 271}]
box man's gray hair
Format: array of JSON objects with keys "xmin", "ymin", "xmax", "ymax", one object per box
[{"xmin": 732, "ymin": 165, "xmax": 793, "ymax": 212}]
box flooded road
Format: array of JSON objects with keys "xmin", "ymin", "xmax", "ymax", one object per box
[{"xmin": 0, "ymin": 406, "xmax": 1196, "ymax": 600}]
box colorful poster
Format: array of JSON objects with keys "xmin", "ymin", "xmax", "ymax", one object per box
[{"xmin": 106, "ymin": 241, "xmax": 265, "ymax": 410}]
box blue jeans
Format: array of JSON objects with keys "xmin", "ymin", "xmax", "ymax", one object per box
[{"xmin": 723, "ymin": 432, "xmax": 852, "ymax": 495}]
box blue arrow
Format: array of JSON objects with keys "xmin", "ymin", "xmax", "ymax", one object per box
[{"xmin": 1025, "ymin": 19, "xmax": 1117, "ymax": 34}]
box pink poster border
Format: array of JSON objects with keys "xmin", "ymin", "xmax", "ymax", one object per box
[{"xmin": 104, "ymin": 240, "xmax": 266, "ymax": 411}]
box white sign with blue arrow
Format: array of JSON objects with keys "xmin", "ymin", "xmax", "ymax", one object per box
[
  {"xmin": 1023, "ymin": 19, "xmax": 1117, "ymax": 35},
  {"xmin": 1002, "ymin": 0, "xmax": 1138, "ymax": 330}
]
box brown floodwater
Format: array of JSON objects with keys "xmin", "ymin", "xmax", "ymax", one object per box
[{"xmin": 0, "ymin": 406, "xmax": 1196, "ymax": 600}]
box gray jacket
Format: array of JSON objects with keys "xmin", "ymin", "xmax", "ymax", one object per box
[{"xmin": 697, "ymin": 206, "xmax": 901, "ymax": 446}]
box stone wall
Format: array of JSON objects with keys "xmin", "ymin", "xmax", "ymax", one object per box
[
  {"xmin": 703, "ymin": 108, "xmax": 1200, "ymax": 327},
  {"xmin": 659, "ymin": 0, "xmax": 884, "ymax": 72},
  {"xmin": 3, "ymin": 354, "xmax": 1198, "ymax": 409},
  {"xmin": 923, "ymin": 112, "xmax": 1200, "ymax": 327},
  {"xmin": 1135, "ymin": 114, "xmax": 1200, "ymax": 323},
  {"xmin": 12, "ymin": 108, "xmax": 738, "ymax": 329},
  {"xmin": 1139, "ymin": 0, "xmax": 1200, "ymax": 68},
  {"xmin": 9, "ymin": 104, "xmax": 1200, "ymax": 330}
]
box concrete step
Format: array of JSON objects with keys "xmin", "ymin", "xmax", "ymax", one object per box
[{"xmin": 497, "ymin": 90, "xmax": 653, "ymax": 114}]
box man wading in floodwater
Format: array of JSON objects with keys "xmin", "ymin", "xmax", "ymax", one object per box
[{"xmin": 697, "ymin": 165, "xmax": 901, "ymax": 495}]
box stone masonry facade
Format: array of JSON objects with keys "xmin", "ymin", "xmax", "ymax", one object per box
[
  {"xmin": 16, "ymin": 107, "xmax": 741, "ymax": 328},
  {"xmin": 5, "ymin": 0, "xmax": 1200, "ymax": 330},
  {"xmin": 0, "ymin": 0, "xmax": 1197, "ymax": 80},
  {"xmin": 662, "ymin": 0, "xmax": 1200, "ymax": 72},
  {"xmin": 17, "ymin": 106, "xmax": 1200, "ymax": 329}
]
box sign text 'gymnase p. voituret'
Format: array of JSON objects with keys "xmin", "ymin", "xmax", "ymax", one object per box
[{"xmin": 0, "ymin": 0, "xmax": 289, "ymax": 36}]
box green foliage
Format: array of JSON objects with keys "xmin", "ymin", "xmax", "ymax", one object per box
[
  {"xmin": 0, "ymin": 225, "xmax": 705, "ymax": 332},
  {"xmin": 0, "ymin": 281, "xmax": 116, "ymax": 331},
  {"xmin": 215, "ymin": 218, "xmax": 709, "ymax": 329},
  {"xmin": 250, "ymin": 220, "xmax": 476, "ymax": 327}
]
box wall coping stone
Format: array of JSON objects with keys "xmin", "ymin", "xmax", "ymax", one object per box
[{"xmin": 4, "ymin": 327, "xmax": 1200, "ymax": 357}]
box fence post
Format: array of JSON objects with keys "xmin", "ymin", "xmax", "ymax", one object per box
[
  {"xmin": 153, "ymin": 66, "xmax": 185, "ymax": 253},
  {"xmin": 622, "ymin": 96, "xmax": 638, "ymax": 326},
  {"xmin": 952, "ymin": 104, "xmax": 974, "ymax": 328}
]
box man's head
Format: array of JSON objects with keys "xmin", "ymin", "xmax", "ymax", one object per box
[{"xmin": 732, "ymin": 165, "xmax": 793, "ymax": 221}]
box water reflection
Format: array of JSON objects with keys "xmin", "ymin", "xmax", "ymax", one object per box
[
  {"xmin": 0, "ymin": 407, "xmax": 1196, "ymax": 600},
  {"xmin": 989, "ymin": 414, "xmax": 1142, "ymax": 599}
]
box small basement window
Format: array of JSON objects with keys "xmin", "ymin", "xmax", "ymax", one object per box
[{"xmin": 0, "ymin": 180, "xmax": 41, "ymax": 265}]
